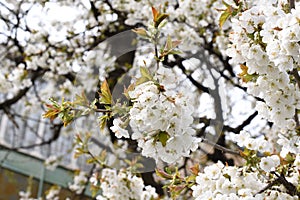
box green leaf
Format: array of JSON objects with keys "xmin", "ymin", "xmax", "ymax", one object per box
[
  {"xmin": 168, "ymin": 50, "xmax": 182, "ymax": 55},
  {"xmin": 155, "ymin": 13, "xmax": 169, "ymax": 28},
  {"xmin": 74, "ymin": 147, "xmax": 84, "ymax": 158},
  {"xmin": 157, "ymin": 19, "xmax": 168, "ymax": 29},
  {"xmin": 219, "ymin": 0, "xmax": 243, "ymax": 28},
  {"xmin": 134, "ymin": 67, "xmax": 153, "ymax": 86},
  {"xmin": 219, "ymin": 10, "xmax": 231, "ymax": 28},
  {"xmin": 99, "ymin": 115, "xmax": 110, "ymax": 130},
  {"xmin": 140, "ymin": 67, "xmax": 153, "ymax": 81},
  {"xmin": 155, "ymin": 168, "xmax": 173, "ymax": 179},
  {"xmin": 132, "ymin": 28, "xmax": 149, "ymax": 39},
  {"xmin": 123, "ymin": 83, "xmax": 135, "ymax": 99},
  {"xmin": 74, "ymin": 91, "xmax": 89, "ymax": 106},
  {"xmin": 135, "ymin": 77, "xmax": 150, "ymax": 86},
  {"xmin": 166, "ymin": 35, "xmax": 172, "ymax": 51}
]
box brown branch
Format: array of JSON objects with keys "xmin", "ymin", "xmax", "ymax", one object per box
[
  {"xmin": 256, "ymin": 178, "xmax": 280, "ymax": 195},
  {"xmin": 0, "ymin": 88, "xmax": 29, "ymax": 110},
  {"xmin": 0, "ymin": 68, "xmax": 48, "ymax": 110},
  {"xmin": 198, "ymin": 111, "xmax": 258, "ymax": 134},
  {"xmin": 165, "ymin": 56, "xmax": 210, "ymax": 93},
  {"xmin": 257, "ymin": 172, "xmax": 300, "ymax": 198},
  {"xmin": 10, "ymin": 123, "xmax": 63, "ymax": 150},
  {"xmin": 224, "ymin": 111, "xmax": 258, "ymax": 134},
  {"xmin": 275, "ymin": 172, "xmax": 300, "ymax": 197},
  {"xmin": 2, "ymin": 107, "xmax": 19, "ymax": 129}
]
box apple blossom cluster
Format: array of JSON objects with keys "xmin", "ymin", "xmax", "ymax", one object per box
[
  {"xmin": 227, "ymin": 124, "xmax": 300, "ymax": 165},
  {"xmin": 19, "ymin": 191, "xmax": 38, "ymax": 200},
  {"xmin": 226, "ymin": 130, "xmax": 274, "ymax": 153},
  {"xmin": 191, "ymin": 161, "xmax": 298, "ymax": 200},
  {"xmin": 0, "ymin": 0, "xmax": 120, "ymax": 107},
  {"xmin": 259, "ymin": 155, "xmax": 280, "ymax": 173},
  {"xmin": 44, "ymin": 155, "xmax": 60, "ymax": 171},
  {"xmin": 277, "ymin": 130, "xmax": 300, "ymax": 157},
  {"xmin": 68, "ymin": 171, "xmax": 88, "ymax": 194},
  {"xmin": 110, "ymin": 66, "xmax": 201, "ymax": 163},
  {"xmin": 110, "ymin": 0, "xmax": 231, "ymax": 54},
  {"xmin": 226, "ymin": 1, "xmax": 300, "ymax": 130},
  {"xmin": 94, "ymin": 168, "xmax": 158, "ymax": 200},
  {"xmin": 45, "ymin": 186, "xmax": 61, "ymax": 200},
  {"xmin": 3, "ymin": 0, "xmax": 300, "ymax": 199}
]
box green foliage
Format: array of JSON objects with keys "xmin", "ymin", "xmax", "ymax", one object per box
[
  {"xmin": 238, "ymin": 64, "xmax": 259, "ymax": 83},
  {"xmin": 240, "ymin": 148, "xmax": 260, "ymax": 169},
  {"xmin": 43, "ymin": 98, "xmax": 75, "ymax": 126},
  {"xmin": 156, "ymin": 166, "xmax": 197, "ymax": 199},
  {"xmin": 219, "ymin": 0, "xmax": 243, "ymax": 28},
  {"xmin": 151, "ymin": 6, "xmax": 169, "ymax": 28},
  {"xmin": 74, "ymin": 133, "xmax": 91, "ymax": 159},
  {"xmin": 135, "ymin": 66, "xmax": 153, "ymax": 86},
  {"xmin": 132, "ymin": 28, "xmax": 149, "ymax": 39},
  {"xmin": 98, "ymin": 114, "xmax": 110, "ymax": 131},
  {"xmin": 99, "ymin": 79, "xmax": 113, "ymax": 105},
  {"xmin": 158, "ymin": 35, "xmax": 182, "ymax": 61}
]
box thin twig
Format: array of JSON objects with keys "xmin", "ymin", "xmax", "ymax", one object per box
[
  {"xmin": 201, "ymin": 138, "xmax": 242, "ymax": 157},
  {"xmin": 154, "ymin": 33, "xmax": 160, "ymax": 70}
]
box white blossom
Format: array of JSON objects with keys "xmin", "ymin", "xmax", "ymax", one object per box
[
  {"xmin": 98, "ymin": 168, "xmax": 158, "ymax": 200},
  {"xmin": 259, "ymin": 155, "xmax": 280, "ymax": 172}
]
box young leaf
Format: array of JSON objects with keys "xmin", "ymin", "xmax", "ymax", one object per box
[
  {"xmin": 74, "ymin": 91, "xmax": 89, "ymax": 106},
  {"xmin": 152, "ymin": 6, "xmax": 159, "ymax": 22},
  {"xmin": 43, "ymin": 104, "xmax": 60, "ymax": 120},
  {"xmin": 155, "ymin": 13, "xmax": 169, "ymax": 28},
  {"xmin": 172, "ymin": 40, "xmax": 181, "ymax": 48},
  {"xmin": 86, "ymin": 157, "xmax": 96, "ymax": 164},
  {"xmin": 165, "ymin": 35, "xmax": 172, "ymax": 51},
  {"xmin": 168, "ymin": 50, "xmax": 183, "ymax": 55},
  {"xmin": 132, "ymin": 28, "xmax": 149, "ymax": 39},
  {"xmin": 140, "ymin": 66, "xmax": 153, "ymax": 81},
  {"xmin": 219, "ymin": 0, "xmax": 242, "ymax": 28},
  {"xmin": 156, "ymin": 168, "xmax": 173, "ymax": 179},
  {"xmin": 135, "ymin": 76, "xmax": 151, "ymax": 86},
  {"xmin": 238, "ymin": 64, "xmax": 258, "ymax": 83},
  {"xmin": 151, "ymin": 6, "xmax": 169, "ymax": 28},
  {"xmin": 99, "ymin": 115, "xmax": 110, "ymax": 130},
  {"xmin": 123, "ymin": 83, "xmax": 135, "ymax": 99},
  {"xmin": 99, "ymin": 79, "xmax": 112, "ymax": 105},
  {"xmin": 219, "ymin": 10, "xmax": 231, "ymax": 28}
]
